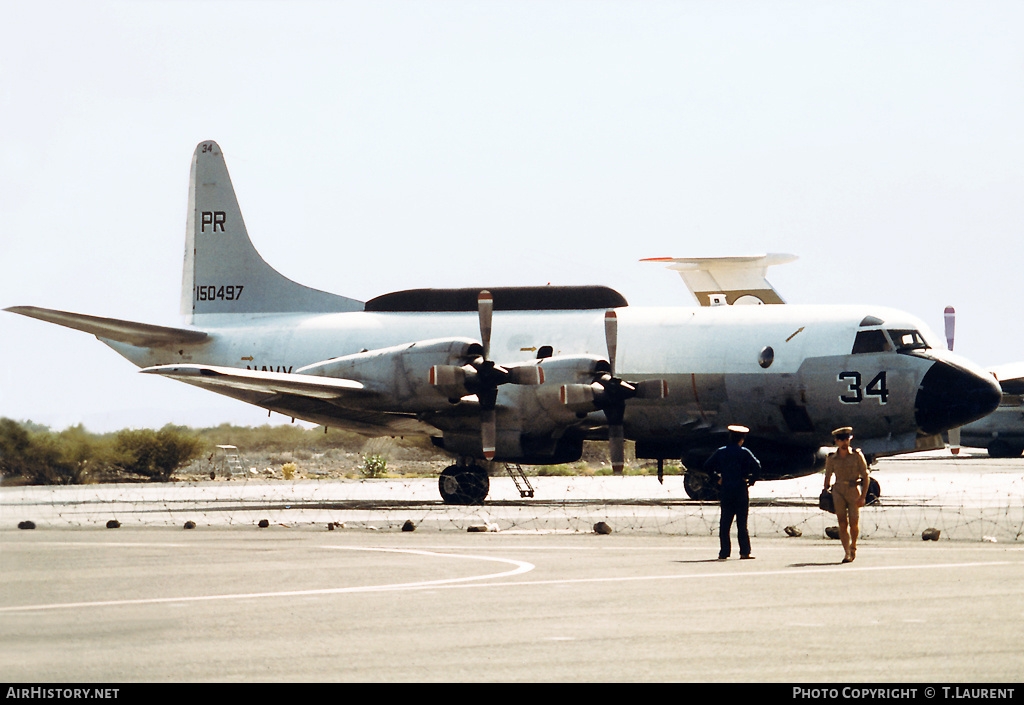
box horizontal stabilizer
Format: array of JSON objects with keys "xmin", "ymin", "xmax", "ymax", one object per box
[
  {"xmin": 641, "ymin": 254, "xmax": 796, "ymax": 306},
  {"xmin": 140, "ymin": 363, "xmax": 367, "ymax": 400},
  {"xmin": 5, "ymin": 306, "xmax": 209, "ymax": 347}
]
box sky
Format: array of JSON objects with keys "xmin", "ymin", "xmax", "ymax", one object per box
[{"xmin": 2, "ymin": 0, "xmax": 1023, "ymax": 433}]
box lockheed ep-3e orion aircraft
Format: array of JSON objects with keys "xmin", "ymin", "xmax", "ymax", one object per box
[{"xmin": 6, "ymin": 141, "xmax": 1002, "ymax": 504}]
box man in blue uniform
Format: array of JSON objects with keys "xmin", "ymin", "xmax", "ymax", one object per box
[{"xmin": 704, "ymin": 425, "xmax": 761, "ymax": 560}]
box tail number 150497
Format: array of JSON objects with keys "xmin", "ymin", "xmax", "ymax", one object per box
[
  {"xmin": 838, "ymin": 371, "xmax": 888, "ymax": 404},
  {"xmin": 196, "ymin": 285, "xmax": 244, "ymax": 301}
]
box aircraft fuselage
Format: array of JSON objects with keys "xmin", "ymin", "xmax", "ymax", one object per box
[{"xmin": 107, "ymin": 302, "xmax": 997, "ymax": 476}]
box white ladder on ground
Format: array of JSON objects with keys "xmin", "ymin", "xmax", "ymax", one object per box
[{"xmin": 216, "ymin": 445, "xmax": 244, "ymax": 478}]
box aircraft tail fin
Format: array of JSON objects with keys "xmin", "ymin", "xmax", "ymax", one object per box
[
  {"xmin": 641, "ymin": 254, "xmax": 796, "ymax": 306},
  {"xmin": 183, "ymin": 141, "xmax": 363, "ymax": 320}
]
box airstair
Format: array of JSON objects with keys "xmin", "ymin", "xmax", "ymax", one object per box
[
  {"xmin": 504, "ymin": 463, "xmax": 535, "ymax": 498},
  {"xmin": 215, "ymin": 445, "xmax": 244, "ymax": 479}
]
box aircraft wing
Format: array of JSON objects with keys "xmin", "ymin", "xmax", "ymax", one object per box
[
  {"xmin": 140, "ymin": 364, "xmax": 367, "ymax": 400},
  {"xmin": 5, "ymin": 306, "xmax": 209, "ymax": 346},
  {"xmin": 988, "ymin": 362, "xmax": 1024, "ymax": 395},
  {"xmin": 142, "ymin": 364, "xmax": 439, "ymax": 437},
  {"xmin": 640, "ymin": 254, "xmax": 796, "ymax": 306}
]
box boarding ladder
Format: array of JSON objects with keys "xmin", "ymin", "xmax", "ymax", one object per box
[
  {"xmin": 215, "ymin": 445, "xmax": 245, "ymax": 478},
  {"xmin": 504, "ymin": 463, "xmax": 535, "ymax": 498}
]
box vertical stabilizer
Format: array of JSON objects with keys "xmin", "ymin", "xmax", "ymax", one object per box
[
  {"xmin": 181, "ymin": 141, "xmax": 363, "ymax": 320},
  {"xmin": 641, "ymin": 254, "xmax": 796, "ymax": 306}
]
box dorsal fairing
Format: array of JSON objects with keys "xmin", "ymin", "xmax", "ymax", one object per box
[{"xmin": 182, "ymin": 141, "xmax": 363, "ymax": 320}]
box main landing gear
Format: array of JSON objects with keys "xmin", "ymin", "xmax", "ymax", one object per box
[
  {"xmin": 438, "ymin": 462, "xmax": 490, "ymax": 505},
  {"xmin": 682, "ymin": 471, "xmax": 720, "ymax": 502},
  {"xmin": 987, "ymin": 439, "xmax": 1024, "ymax": 458}
]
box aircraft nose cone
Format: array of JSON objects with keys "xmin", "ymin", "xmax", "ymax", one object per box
[{"xmin": 915, "ymin": 359, "xmax": 1001, "ymax": 435}]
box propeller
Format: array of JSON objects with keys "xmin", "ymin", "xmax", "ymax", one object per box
[
  {"xmin": 475, "ymin": 291, "xmax": 500, "ymax": 460},
  {"xmin": 601, "ymin": 311, "xmax": 630, "ymax": 473},
  {"xmin": 429, "ymin": 291, "xmax": 543, "ymax": 460},
  {"xmin": 945, "ymin": 306, "xmax": 961, "ymax": 454},
  {"xmin": 561, "ymin": 310, "xmax": 668, "ymax": 474}
]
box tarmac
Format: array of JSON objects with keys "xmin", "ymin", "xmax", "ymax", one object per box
[{"xmin": 1, "ymin": 450, "xmax": 1023, "ymax": 683}]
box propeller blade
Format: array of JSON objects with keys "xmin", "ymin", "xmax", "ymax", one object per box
[
  {"xmin": 430, "ymin": 364, "xmax": 473, "ymax": 401},
  {"xmin": 479, "ymin": 291, "xmax": 493, "ymax": 361},
  {"xmin": 508, "ymin": 365, "xmax": 544, "ymax": 385},
  {"xmin": 560, "ymin": 383, "xmax": 598, "ymax": 414},
  {"xmin": 481, "ymin": 407, "xmax": 496, "ymax": 460},
  {"xmin": 949, "ymin": 426, "xmax": 961, "ymax": 455},
  {"xmin": 634, "ymin": 379, "xmax": 669, "ymax": 400},
  {"xmin": 944, "ymin": 305, "xmax": 962, "ymax": 454},
  {"xmin": 603, "ymin": 399, "xmax": 626, "ymax": 475},
  {"xmin": 604, "ymin": 310, "xmax": 617, "ymax": 376},
  {"xmin": 944, "ymin": 306, "xmax": 955, "ymax": 351},
  {"xmin": 609, "ymin": 423, "xmax": 625, "ymax": 474}
]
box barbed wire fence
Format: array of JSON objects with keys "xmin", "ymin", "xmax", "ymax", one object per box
[{"xmin": 3, "ymin": 453, "xmax": 1023, "ymax": 541}]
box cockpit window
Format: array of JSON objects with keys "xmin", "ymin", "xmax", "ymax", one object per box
[
  {"xmin": 887, "ymin": 329, "xmax": 929, "ymax": 352},
  {"xmin": 852, "ymin": 329, "xmax": 891, "ymax": 354},
  {"xmin": 852, "ymin": 328, "xmax": 931, "ymax": 354}
]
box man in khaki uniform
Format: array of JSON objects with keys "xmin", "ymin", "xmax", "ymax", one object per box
[{"xmin": 823, "ymin": 426, "xmax": 870, "ymax": 563}]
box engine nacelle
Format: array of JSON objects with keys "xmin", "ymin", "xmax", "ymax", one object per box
[
  {"xmin": 429, "ymin": 358, "xmax": 545, "ymax": 401},
  {"xmin": 297, "ymin": 338, "xmax": 479, "ymax": 412},
  {"xmin": 536, "ymin": 354, "xmax": 609, "ymax": 383}
]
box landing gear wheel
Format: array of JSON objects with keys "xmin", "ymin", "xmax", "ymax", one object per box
[
  {"xmin": 439, "ymin": 465, "xmax": 490, "ymax": 505},
  {"xmin": 987, "ymin": 440, "xmax": 1024, "ymax": 458},
  {"xmin": 865, "ymin": 477, "xmax": 881, "ymax": 505},
  {"xmin": 683, "ymin": 471, "xmax": 720, "ymax": 502}
]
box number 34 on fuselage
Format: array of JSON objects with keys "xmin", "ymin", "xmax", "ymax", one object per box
[{"xmin": 5, "ymin": 141, "xmax": 1001, "ymax": 504}]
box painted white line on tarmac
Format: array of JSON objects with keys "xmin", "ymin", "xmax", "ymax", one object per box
[
  {"xmin": 0, "ymin": 546, "xmax": 534, "ymax": 614},
  {"xmin": 1, "ymin": 541, "xmax": 190, "ymax": 548},
  {"xmin": 0, "ymin": 548, "xmax": 1012, "ymax": 614},
  {"xmin": 441, "ymin": 560, "xmax": 1013, "ymax": 592}
]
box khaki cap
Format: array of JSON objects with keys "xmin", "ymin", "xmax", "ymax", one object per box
[{"xmin": 832, "ymin": 426, "xmax": 853, "ymax": 437}]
